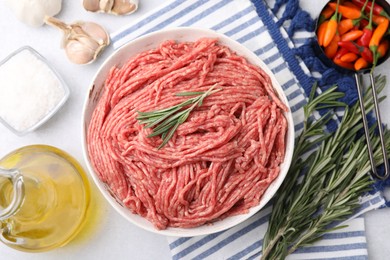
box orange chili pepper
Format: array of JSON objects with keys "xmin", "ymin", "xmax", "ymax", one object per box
[
  {"xmin": 377, "ymin": 40, "xmax": 389, "ymax": 58},
  {"xmin": 317, "ymin": 20, "xmax": 329, "ymax": 46},
  {"xmin": 325, "ymin": 33, "xmax": 340, "ymax": 59},
  {"xmin": 319, "ymin": 6, "xmax": 335, "ymax": 24},
  {"xmin": 343, "ymin": 1, "xmax": 361, "ymax": 10},
  {"xmin": 340, "ymin": 52, "xmax": 359, "ymax": 62},
  {"xmin": 338, "ymin": 18, "xmax": 360, "ymax": 35},
  {"xmin": 334, "ymin": 57, "xmax": 355, "ymax": 69},
  {"xmin": 354, "ymin": 57, "xmax": 369, "ymax": 70},
  {"xmin": 369, "ymin": 18, "xmax": 389, "ymax": 64},
  {"xmin": 329, "ymin": 3, "xmax": 362, "ymax": 19},
  {"xmin": 341, "ymin": 29, "xmax": 364, "ymax": 41},
  {"xmin": 372, "ymin": 15, "xmax": 387, "ymax": 25},
  {"xmin": 323, "ymin": 12, "xmax": 338, "ymax": 47}
]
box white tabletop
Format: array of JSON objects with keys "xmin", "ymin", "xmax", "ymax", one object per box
[{"xmin": 0, "ymin": 1, "xmax": 389, "ymax": 259}]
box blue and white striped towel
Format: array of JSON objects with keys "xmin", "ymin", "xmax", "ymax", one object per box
[{"xmin": 110, "ymin": 0, "xmax": 386, "ymax": 259}]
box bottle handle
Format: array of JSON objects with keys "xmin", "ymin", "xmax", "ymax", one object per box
[{"xmin": 0, "ymin": 168, "xmax": 24, "ymax": 220}]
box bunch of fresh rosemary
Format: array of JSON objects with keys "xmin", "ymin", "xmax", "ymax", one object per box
[
  {"xmin": 137, "ymin": 84, "xmax": 221, "ymax": 149},
  {"xmin": 261, "ymin": 75, "xmax": 390, "ymax": 259}
]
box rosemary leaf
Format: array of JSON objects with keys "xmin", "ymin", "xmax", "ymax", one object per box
[
  {"xmin": 175, "ymin": 91, "xmax": 206, "ymax": 96},
  {"xmin": 261, "ymin": 75, "xmax": 388, "ymax": 259},
  {"xmin": 147, "ymin": 120, "xmax": 177, "ymax": 137},
  {"xmin": 157, "ymin": 121, "xmax": 180, "ymax": 149},
  {"xmin": 142, "ymin": 106, "xmax": 182, "ymax": 129},
  {"xmin": 137, "ymin": 84, "xmax": 221, "ymax": 149},
  {"xmin": 150, "ymin": 109, "xmax": 190, "ymax": 133},
  {"xmin": 137, "ymin": 106, "xmax": 180, "ymax": 117}
]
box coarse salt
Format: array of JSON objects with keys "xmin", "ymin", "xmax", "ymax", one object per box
[{"xmin": 0, "ymin": 48, "xmax": 67, "ymax": 134}]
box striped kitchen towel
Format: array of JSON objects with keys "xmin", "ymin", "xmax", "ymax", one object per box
[{"xmin": 110, "ymin": 0, "xmax": 386, "ymax": 259}]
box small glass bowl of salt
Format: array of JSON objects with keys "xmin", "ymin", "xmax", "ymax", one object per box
[{"xmin": 0, "ymin": 46, "xmax": 69, "ymax": 136}]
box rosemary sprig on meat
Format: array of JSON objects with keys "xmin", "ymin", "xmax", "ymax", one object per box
[
  {"xmin": 137, "ymin": 84, "xmax": 221, "ymax": 149},
  {"xmin": 261, "ymin": 76, "xmax": 389, "ymax": 259}
]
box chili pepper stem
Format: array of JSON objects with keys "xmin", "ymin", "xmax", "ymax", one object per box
[
  {"xmin": 367, "ymin": 0, "xmax": 375, "ymax": 30},
  {"xmin": 371, "ymin": 45, "xmax": 379, "ymax": 72},
  {"xmin": 361, "ymin": 0, "xmax": 370, "ymax": 17}
]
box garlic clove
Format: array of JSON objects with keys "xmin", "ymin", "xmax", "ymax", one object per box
[
  {"xmin": 4, "ymin": 0, "xmax": 62, "ymax": 27},
  {"xmin": 82, "ymin": 0, "xmax": 138, "ymax": 15},
  {"xmin": 65, "ymin": 36, "xmax": 100, "ymax": 65},
  {"xmin": 78, "ymin": 22, "xmax": 110, "ymax": 46},
  {"xmin": 44, "ymin": 16, "xmax": 110, "ymax": 65},
  {"xmin": 99, "ymin": 0, "xmax": 115, "ymax": 13},
  {"xmin": 112, "ymin": 0, "xmax": 138, "ymax": 15},
  {"xmin": 44, "ymin": 0, "xmax": 63, "ymax": 20},
  {"xmin": 83, "ymin": 0, "xmax": 100, "ymax": 12}
]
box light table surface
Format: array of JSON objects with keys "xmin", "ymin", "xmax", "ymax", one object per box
[{"xmin": 0, "ymin": 1, "xmax": 389, "ymax": 259}]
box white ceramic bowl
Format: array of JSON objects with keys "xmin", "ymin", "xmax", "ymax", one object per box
[{"xmin": 82, "ymin": 27, "xmax": 295, "ymax": 237}]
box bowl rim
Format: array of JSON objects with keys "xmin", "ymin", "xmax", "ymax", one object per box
[{"xmin": 81, "ymin": 26, "xmax": 295, "ymax": 237}]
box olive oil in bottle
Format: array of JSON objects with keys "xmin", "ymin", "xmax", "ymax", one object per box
[{"xmin": 0, "ymin": 145, "xmax": 90, "ymax": 252}]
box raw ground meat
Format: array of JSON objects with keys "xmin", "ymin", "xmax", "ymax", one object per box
[{"xmin": 87, "ymin": 38, "xmax": 288, "ymax": 230}]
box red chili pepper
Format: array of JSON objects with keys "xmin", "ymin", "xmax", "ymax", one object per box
[
  {"xmin": 338, "ymin": 41, "xmax": 360, "ymax": 53},
  {"xmin": 357, "ymin": 0, "xmax": 375, "ymax": 47},
  {"xmin": 334, "ymin": 47, "xmax": 350, "ymax": 59},
  {"xmin": 361, "ymin": 45, "xmax": 374, "ymax": 63},
  {"xmin": 358, "ymin": 28, "xmax": 373, "ymax": 46},
  {"xmin": 338, "ymin": 41, "xmax": 374, "ymax": 63},
  {"xmin": 351, "ymin": 0, "xmax": 390, "ymax": 19},
  {"xmin": 360, "ymin": 19, "xmax": 369, "ymax": 28}
]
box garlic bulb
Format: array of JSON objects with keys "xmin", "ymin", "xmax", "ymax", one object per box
[
  {"xmin": 4, "ymin": 0, "xmax": 62, "ymax": 27},
  {"xmin": 83, "ymin": 0, "xmax": 139, "ymax": 15},
  {"xmin": 44, "ymin": 16, "xmax": 110, "ymax": 65}
]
